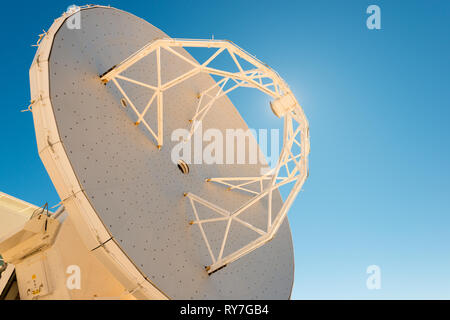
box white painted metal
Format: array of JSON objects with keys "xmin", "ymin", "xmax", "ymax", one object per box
[
  {"xmin": 0, "ymin": 214, "xmax": 60, "ymax": 265},
  {"xmin": 0, "ymin": 192, "xmax": 134, "ymax": 300},
  {"xmin": 101, "ymin": 38, "xmax": 310, "ymax": 274},
  {"xmin": 0, "ymin": 191, "xmax": 43, "ymax": 239},
  {"xmin": 29, "ymin": 5, "xmax": 168, "ymax": 300},
  {"xmin": 29, "ymin": 5, "xmax": 301, "ymax": 299}
]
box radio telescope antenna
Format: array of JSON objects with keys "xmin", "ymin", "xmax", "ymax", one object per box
[{"xmin": 27, "ymin": 5, "xmax": 309, "ymax": 299}]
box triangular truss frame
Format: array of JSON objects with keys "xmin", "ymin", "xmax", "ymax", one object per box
[{"xmin": 100, "ymin": 38, "xmax": 310, "ymax": 274}]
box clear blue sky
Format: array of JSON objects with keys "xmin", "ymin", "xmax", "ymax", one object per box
[{"xmin": 1, "ymin": 1, "xmax": 449, "ymax": 299}]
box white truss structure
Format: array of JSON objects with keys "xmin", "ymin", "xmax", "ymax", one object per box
[{"xmin": 100, "ymin": 38, "xmax": 310, "ymax": 274}]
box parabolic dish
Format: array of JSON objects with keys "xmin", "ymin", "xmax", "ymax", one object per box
[{"xmin": 30, "ymin": 5, "xmax": 304, "ymax": 299}]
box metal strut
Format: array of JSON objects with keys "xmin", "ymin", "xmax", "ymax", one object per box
[{"xmin": 100, "ymin": 38, "xmax": 310, "ymax": 274}]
